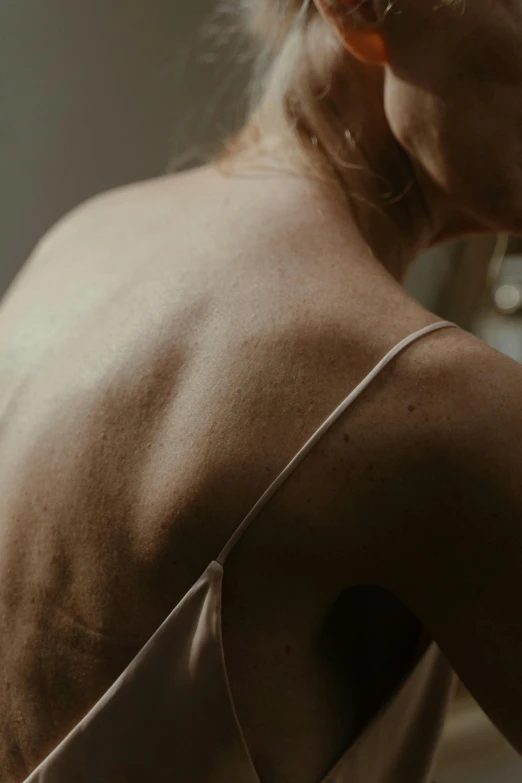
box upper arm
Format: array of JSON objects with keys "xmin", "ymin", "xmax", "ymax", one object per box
[{"xmin": 376, "ymin": 340, "xmax": 522, "ymax": 756}]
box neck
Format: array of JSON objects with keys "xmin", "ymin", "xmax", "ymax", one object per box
[
  {"xmin": 298, "ymin": 62, "xmax": 440, "ymax": 284},
  {"xmin": 233, "ymin": 55, "xmax": 452, "ymax": 285}
]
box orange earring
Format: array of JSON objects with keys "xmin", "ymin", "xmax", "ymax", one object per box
[{"xmin": 337, "ymin": 0, "xmax": 388, "ymax": 64}]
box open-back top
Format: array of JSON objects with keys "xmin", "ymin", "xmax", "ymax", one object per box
[{"xmin": 23, "ymin": 320, "xmax": 459, "ymax": 783}]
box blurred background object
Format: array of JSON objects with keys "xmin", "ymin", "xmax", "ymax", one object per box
[
  {"xmin": 469, "ymin": 235, "xmax": 522, "ymax": 362},
  {"xmin": 1, "ymin": 1, "xmax": 521, "ymax": 780}
]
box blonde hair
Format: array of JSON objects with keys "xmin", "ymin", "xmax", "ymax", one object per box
[{"xmin": 221, "ymin": 0, "xmax": 401, "ymax": 220}]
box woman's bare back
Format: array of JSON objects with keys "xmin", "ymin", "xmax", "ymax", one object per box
[{"xmin": 0, "ymin": 166, "xmax": 480, "ymax": 781}]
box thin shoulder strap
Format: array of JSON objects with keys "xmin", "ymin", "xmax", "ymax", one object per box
[{"xmin": 216, "ymin": 320, "xmax": 458, "ymax": 567}]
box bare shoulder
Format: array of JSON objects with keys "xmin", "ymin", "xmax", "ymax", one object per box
[
  {"xmin": 30, "ymin": 176, "xmax": 165, "ymax": 254},
  {"xmin": 408, "ymin": 323, "xmax": 522, "ymax": 471},
  {"xmin": 376, "ymin": 326, "xmax": 522, "ymax": 757},
  {"xmin": 1, "ymin": 175, "xmax": 184, "ymax": 314},
  {"xmin": 386, "ymin": 320, "xmax": 522, "ymax": 453}
]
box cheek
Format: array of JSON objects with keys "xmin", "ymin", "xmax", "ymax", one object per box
[{"xmin": 385, "ymin": 78, "xmax": 522, "ymax": 231}]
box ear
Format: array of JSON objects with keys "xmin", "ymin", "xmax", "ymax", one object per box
[{"xmin": 314, "ymin": 0, "xmax": 389, "ymax": 66}]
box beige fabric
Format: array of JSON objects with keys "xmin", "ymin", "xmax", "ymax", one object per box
[{"xmin": 23, "ymin": 321, "xmax": 459, "ymax": 783}]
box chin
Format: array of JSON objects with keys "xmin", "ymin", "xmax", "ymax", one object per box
[
  {"xmin": 432, "ymin": 201, "xmax": 522, "ymax": 245},
  {"xmin": 441, "ymin": 176, "xmax": 522, "ymax": 239},
  {"xmin": 495, "ymin": 216, "xmax": 522, "ymax": 238},
  {"xmin": 422, "ymin": 144, "xmax": 522, "ymax": 238},
  {"xmin": 466, "ymin": 199, "xmax": 522, "ymax": 238}
]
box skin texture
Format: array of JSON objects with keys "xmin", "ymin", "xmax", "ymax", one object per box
[
  {"xmin": 1, "ymin": 168, "xmax": 456, "ymax": 783},
  {"xmin": 2, "ymin": 1, "xmax": 522, "ymax": 781}
]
